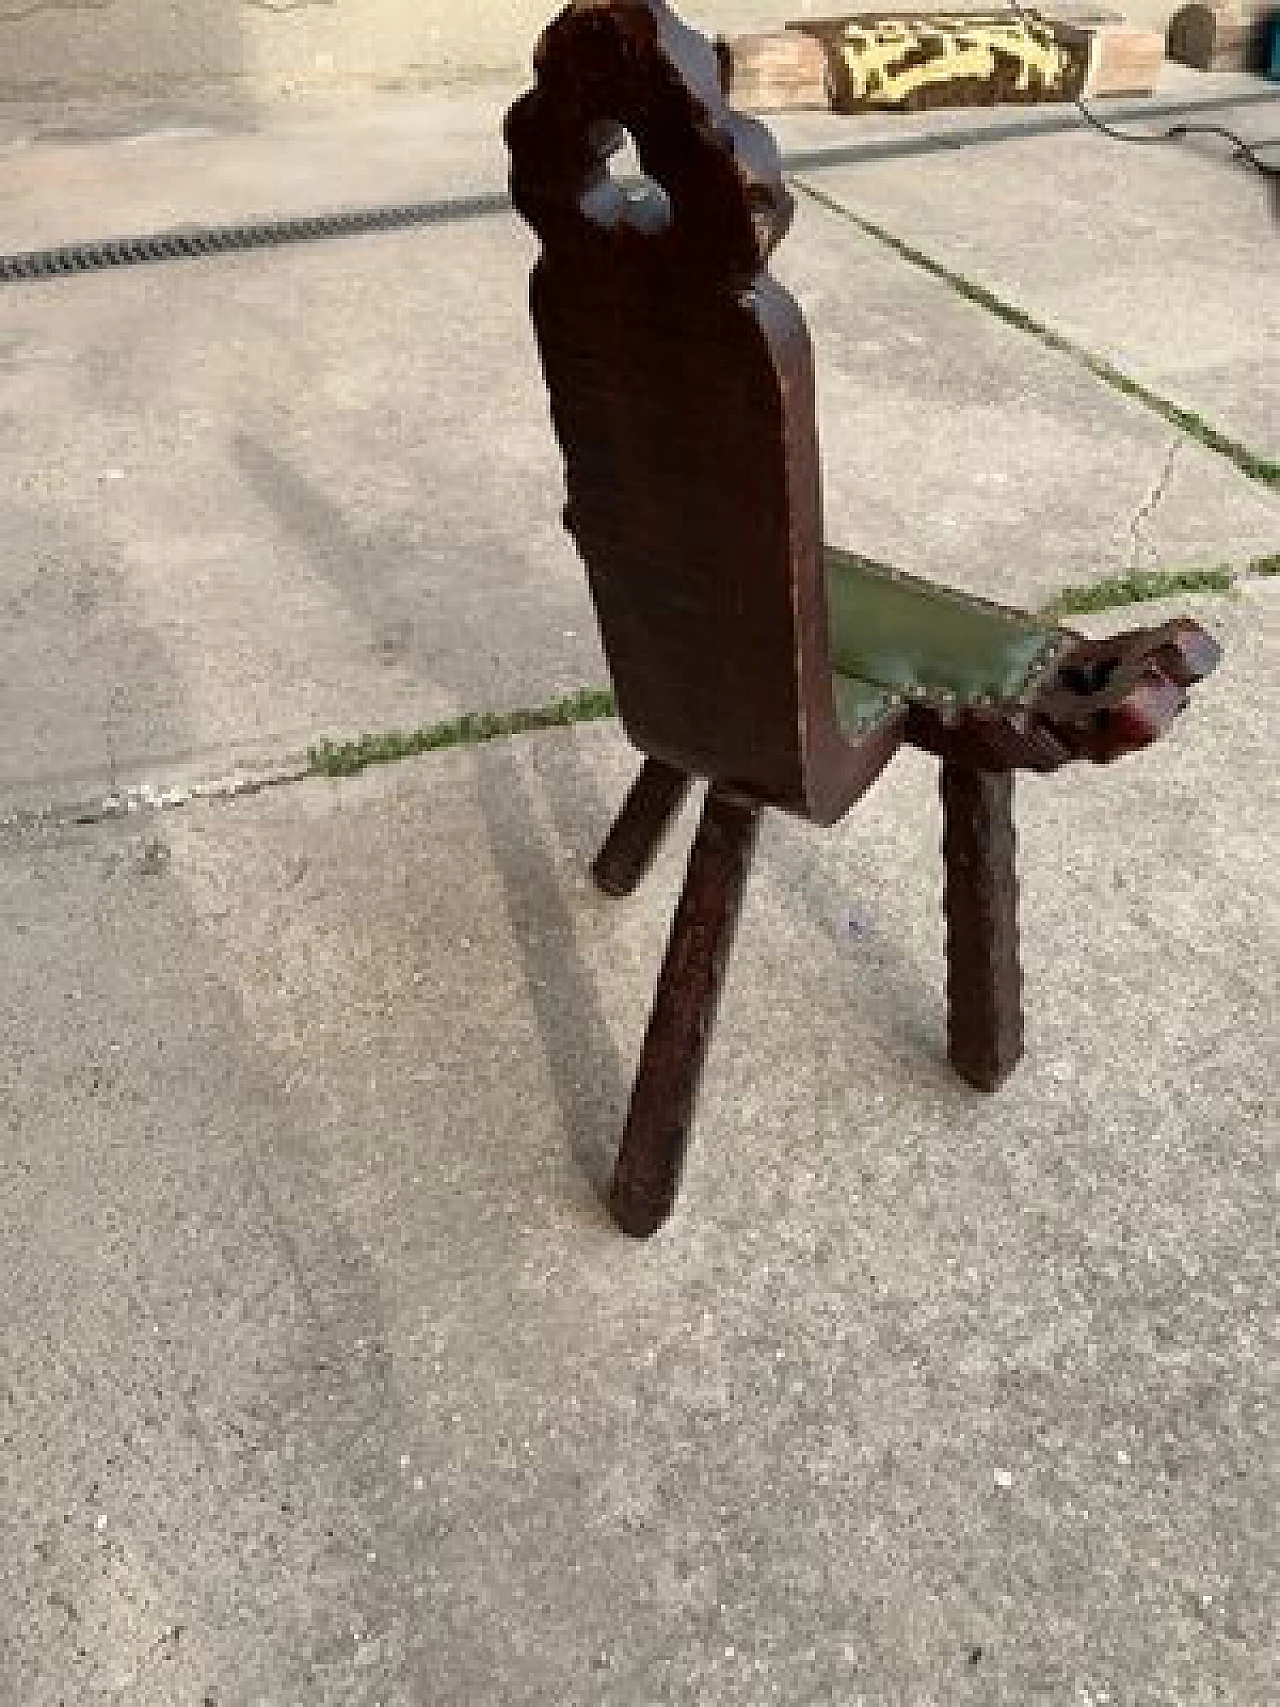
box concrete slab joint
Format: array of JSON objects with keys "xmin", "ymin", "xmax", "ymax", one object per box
[{"xmin": 0, "ymin": 40, "xmax": 1277, "ymax": 1704}]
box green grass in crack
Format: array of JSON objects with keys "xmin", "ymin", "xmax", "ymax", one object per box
[
  {"xmin": 308, "ymin": 687, "xmax": 616, "ymax": 778},
  {"xmin": 1043, "ymin": 565, "xmax": 1235, "ymax": 616},
  {"xmin": 306, "ymin": 557, "xmax": 1268, "ymax": 782},
  {"xmin": 791, "ymin": 181, "xmax": 1280, "ymax": 493}
]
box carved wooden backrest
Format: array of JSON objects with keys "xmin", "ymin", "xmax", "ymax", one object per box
[{"xmin": 505, "ymin": 0, "xmax": 836, "ymax": 813}]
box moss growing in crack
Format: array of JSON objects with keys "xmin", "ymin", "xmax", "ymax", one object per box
[
  {"xmin": 1084, "ymin": 374, "xmax": 1280, "ymax": 489},
  {"xmin": 308, "ymin": 688, "xmax": 616, "ymax": 779},
  {"xmin": 1043, "ymin": 566, "xmax": 1235, "ymax": 617},
  {"xmin": 304, "ymin": 555, "xmax": 1264, "ymax": 785},
  {"xmin": 790, "ymin": 180, "xmax": 1280, "ymax": 493}
]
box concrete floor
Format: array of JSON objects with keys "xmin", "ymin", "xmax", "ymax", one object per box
[
  {"xmin": 1, "ymin": 64, "xmax": 1277, "ymax": 1707},
  {"xmin": 0, "ymin": 0, "xmax": 1246, "ymax": 106}
]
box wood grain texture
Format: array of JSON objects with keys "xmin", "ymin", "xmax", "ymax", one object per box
[
  {"xmin": 505, "ymin": 0, "xmax": 906, "ymax": 825},
  {"xmin": 610, "ymin": 788, "xmax": 760, "ymax": 1238},
  {"xmin": 1077, "ymin": 23, "xmax": 1164, "ymax": 98},
  {"xmin": 714, "ymin": 29, "xmax": 832, "ymax": 112},
  {"xmin": 505, "ymin": 1, "xmax": 1226, "ymax": 1236},
  {"xmin": 941, "ymin": 763, "xmax": 1023, "ymax": 1092},
  {"xmin": 790, "ymin": 13, "xmax": 1090, "ymax": 113}
]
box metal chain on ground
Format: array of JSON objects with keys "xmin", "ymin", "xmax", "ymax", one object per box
[
  {"xmin": 0, "ymin": 192, "xmax": 508, "ymax": 285},
  {"xmin": 2, "ymin": 39, "xmax": 1275, "ymax": 288}
]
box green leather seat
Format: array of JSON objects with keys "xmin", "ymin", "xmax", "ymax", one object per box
[{"xmin": 825, "ymin": 546, "xmax": 1064, "ymax": 737}]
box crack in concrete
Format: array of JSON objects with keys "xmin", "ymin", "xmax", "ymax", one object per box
[
  {"xmin": 791, "ymin": 176, "xmax": 1280, "ymax": 492},
  {"xmin": 1128, "ymin": 439, "xmax": 1181, "ymax": 572},
  {"xmin": 240, "ymin": 0, "xmax": 337, "ymax": 12},
  {"xmin": 1, "ymin": 563, "xmax": 1264, "ymax": 835},
  {"xmin": 0, "ymin": 0, "xmax": 111, "ymax": 22},
  {"xmin": 0, "ymin": 762, "xmax": 310, "ymax": 836}
]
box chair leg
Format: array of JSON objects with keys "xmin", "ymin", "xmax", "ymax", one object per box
[
  {"xmin": 609, "ymin": 788, "xmax": 760, "ymax": 1238},
  {"xmin": 941, "ymin": 762, "xmax": 1024, "ymax": 1092},
  {"xmin": 592, "ymin": 758, "xmax": 692, "ymax": 897}
]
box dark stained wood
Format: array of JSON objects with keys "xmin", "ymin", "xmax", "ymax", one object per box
[
  {"xmin": 941, "ymin": 764, "xmax": 1023, "ymax": 1092},
  {"xmin": 908, "ymin": 618, "xmax": 1222, "ymax": 772},
  {"xmin": 609, "ymin": 788, "xmax": 760, "ymax": 1238},
  {"xmin": 504, "ymin": 0, "xmax": 907, "ymax": 826},
  {"xmin": 505, "ymin": 0, "xmax": 1224, "ymax": 1236},
  {"xmin": 592, "ymin": 758, "xmax": 691, "ymax": 896},
  {"xmin": 1166, "ymin": 0, "xmax": 1270, "ymax": 70},
  {"xmin": 790, "ymin": 13, "xmax": 1089, "ymax": 113},
  {"xmin": 722, "ymin": 11, "xmax": 1161, "ymax": 106}
]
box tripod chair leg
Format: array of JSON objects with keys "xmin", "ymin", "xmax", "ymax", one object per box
[
  {"xmin": 941, "ymin": 762, "xmax": 1023, "ymax": 1092},
  {"xmin": 609, "ymin": 788, "xmax": 760, "ymax": 1238},
  {"xmin": 592, "ymin": 758, "xmax": 692, "ymax": 897}
]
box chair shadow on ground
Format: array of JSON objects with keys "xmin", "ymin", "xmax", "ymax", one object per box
[
  {"xmin": 241, "ymin": 417, "xmax": 961, "ymax": 1184},
  {"xmin": 232, "ymin": 431, "xmax": 979, "ymax": 1225},
  {"xmin": 233, "ymin": 429, "xmax": 634, "ymax": 1215},
  {"xmin": 467, "ymin": 726, "xmax": 636, "ymax": 1205}
]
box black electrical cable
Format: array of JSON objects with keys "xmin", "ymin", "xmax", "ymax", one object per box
[
  {"xmin": 1073, "ymin": 100, "xmax": 1279, "ymax": 177},
  {"xmin": 1003, "ymin": 0, "xmax": 1279, "ymax": 178}
]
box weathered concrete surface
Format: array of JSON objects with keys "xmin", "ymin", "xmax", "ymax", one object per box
[
  {"xmin": 0, "ymin": 0, "xmax": 1229, "ymax": 105},
  {"xmin": 776, "ymin": 181, "xmax": 1278, "ymax": 598},
  {"xmin": 0, "ymin": 0, "xmax": 829, "ymax": 104},
  {"xmin": 0, "ymin": 64, "xmax": 1270, "ymax": 239},
  {"xmin": 0, "ymin": 214, "xmax": 591, "ymax": 816},
  {"xmin": 0, "ymin": 85, "xmax": 517, "ymax": 252},
  {"xmin": 2, "ymin": 583, "xmax": 1275, "ymax": 1705},
  {"xmin": 787, "ymin": 80, "xmax": 1280, "ymax": 458},
  {"xmin": 2, "ymin": 89, "xmax": 1276, "ymax": 819}
]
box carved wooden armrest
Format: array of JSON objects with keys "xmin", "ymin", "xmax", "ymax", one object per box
[{"xmin": 909, "ymin": 617, "xmax": 1222, "ymax": 771}]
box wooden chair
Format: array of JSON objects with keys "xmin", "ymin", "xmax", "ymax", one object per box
[{"xmin": 504, "ymin": 0, "xmax": 1221, "ymax": 1239}]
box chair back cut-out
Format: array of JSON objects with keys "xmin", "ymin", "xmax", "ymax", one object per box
[
  {"xmin": 505, "ymin": 0, "xmax": 843, "ymax": 813},
  {"xmin": 505, "ymin": 2, "xmax": 1224, "ymax": 1241}
]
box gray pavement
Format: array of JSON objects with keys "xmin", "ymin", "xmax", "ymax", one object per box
[
  {"xmin": 0, "ymin": 0, "xmax": 1213, "ymax": 114},
  {"xmin": 1, "ymin": 77, "xmax": 1276, "ymax": 818},
  {"xmin": 778, "ymin": 88, "xmax": 1280, "ymax": 458},
  {"xmin": 2, "ymin": 588, "xmax": 1276, "ymax": 1705},
  {"xmin": 2, "ymin": 68, "xmax": 1278, "ymax": 1707}
]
